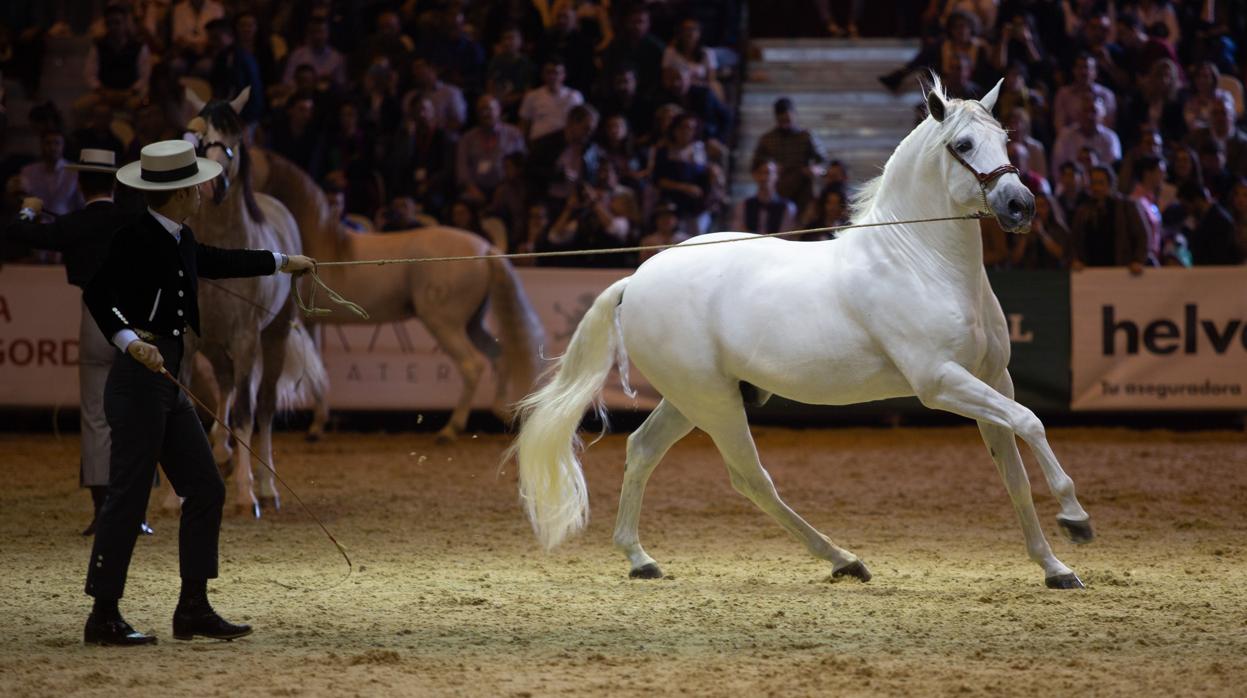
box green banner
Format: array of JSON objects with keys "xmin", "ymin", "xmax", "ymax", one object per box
[{"xmin": 755, "ymin": 270, "xmax": 1071, "ymax": 419}]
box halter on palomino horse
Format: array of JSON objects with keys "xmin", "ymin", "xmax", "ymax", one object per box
[
  {"xmin": 242, "ymin": 131, "xmax": 545, "ymax": 441},
  {"xmin": 185, "ymin": 87, "xmax": 328, "ymax": 516},
  {"xmin": 511, "ymin": 78, "xmax": 1094, "ymax": 589}
]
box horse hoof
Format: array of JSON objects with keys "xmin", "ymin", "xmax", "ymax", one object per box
[
  {"xmin": 832, "ymin": 560, "xmax": 872, "ymax": 582},
  {"xmin": 258, "ymin": 495, "xmax": 280, "ymax": 513},
  {"xmin": 629, "ymin": 563, "xmax": 663, "ymax": 579},
  {"xmin": 1058, "ymin": 516, "xmax": 1095, "ymax": 544},
  {"xmin": 305, "ymin": 430, "xmax": 322, "ymax": 443},
  {"xmin": 435, "ymin": 429, "xmax": 457, "ymax": 444},
  {"xmin": 1045, "ymin": 572, "xmax": 1085, "ymax": 589}
]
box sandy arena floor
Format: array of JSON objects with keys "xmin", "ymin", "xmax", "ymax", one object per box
[{"xmin": 1, "ymin": 425, "xmax": 1245, "ymax": 696}]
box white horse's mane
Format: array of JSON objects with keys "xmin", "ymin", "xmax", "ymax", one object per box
[{"xmin": 849, "ymin": 75, "xmax": 1006, "ymax": 223}]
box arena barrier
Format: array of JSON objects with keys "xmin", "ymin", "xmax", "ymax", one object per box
[{"xmin": 2, "ymin": 264, "xmax": 1244, "ymax": 412}]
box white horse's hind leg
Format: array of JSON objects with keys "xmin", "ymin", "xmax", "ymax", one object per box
[
  {"xmin": 915, "ymin": 364, "xmax": 1089, "ymax": 588},
  {"xmin": 613, "ymin": 399, "xmax": 694, "ymax": 579},
  {"xmin": 699, "ymin": 405, "xmax": 869, "ymax": 580}
]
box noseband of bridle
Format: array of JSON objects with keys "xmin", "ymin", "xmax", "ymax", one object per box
[
  {"xmin": 197, "ymin": 139, "xmax": 235, "ymax": 201},
  {"xmin": 945, "ymin": 143, "xmax": 1019, "ymax": 214}
]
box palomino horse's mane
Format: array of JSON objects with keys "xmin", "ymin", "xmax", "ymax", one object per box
[
  {"xmin": 197, "ymin": 100, "xmax": 266, "ymax": 224},
  {"xmin": 850, "ymin": 74, "xmax": 1006, "ymax": 223}
]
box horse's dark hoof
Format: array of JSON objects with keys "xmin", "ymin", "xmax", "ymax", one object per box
[
  {"xmin": 1057, "ymin": 516, "xmax": 1095, "ymax": 544},
  {"xmin": 304, "ymin": 431, "xmax": 322, "ymax": 443},
  {"xmin": 832, "ymin": 560, "xmax": 872, "ymax": 582},
  {"xmin": 1045, "ymin": 572, "xmax": 1085, "ymax": 589},
  {"xmin": 258, "ymin": 495, "xmax": 280, "ymax": 513},
  {"xmin": 629, "ymin": 563, "xmax": 663, "ymax": 579}
]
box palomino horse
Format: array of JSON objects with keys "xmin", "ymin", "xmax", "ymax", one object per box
[
  {"xmin": 511, "ymin": 78, "xmax": 1095, "ymax": 589},
  {"xmin": 244, "ymin": 143, "xmax": 544, "ymax": 440},
  {"xmin": 185, "ymin": 88, "xmax": 327, "ymax": 516}
]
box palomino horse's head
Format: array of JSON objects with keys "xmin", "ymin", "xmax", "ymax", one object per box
[
  {"xmin": 184, "ymin": 86, "xmax": 265, "ymax": 223},
  {"xmin": 925, "ymin": 78, "xmax": 1034, "ymax": 233}
]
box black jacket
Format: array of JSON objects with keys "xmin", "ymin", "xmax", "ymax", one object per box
[
  {"xmin": 84, "ymin": 212, "xmax": 277, "ymax": 342},
  {"xmin": 4, "ymin": 199, "xmax": 131, "ymax": 287}
]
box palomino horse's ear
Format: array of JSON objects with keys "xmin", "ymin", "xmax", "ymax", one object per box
[
  {"xmin": 980, "ymin": 78, "xmax": 1004, "ymax": 114},
  {"xmin": 184, "ymin": 86, "xmax": 207, "ymax": 114},
  {"xmin": 229, "ymin": 86, "xmax": 252, "ymax": 115},
  {"xmin": 926, "ymin": 90, "xmax": 946, "ymax": 122}
]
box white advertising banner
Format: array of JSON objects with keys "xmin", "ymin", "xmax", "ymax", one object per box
[
  {"xmin": 0, "ymin": 265, "xmax": 81, "ymax": 406},
  {"xmin": 1071, "ymin": 267, "xmax": 1247, "ymax": 410}
]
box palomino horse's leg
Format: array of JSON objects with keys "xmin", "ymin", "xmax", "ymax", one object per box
[
  {"xmin": 699, "ymin": 404, "xmax": 870, "ymax": 581},
  {"xmin": 253, "ymin": 325, "xmax": 288, "ymax": 513},
  {"xmin": 914, "ymin": 363, "xmax": 1090, "ymax": 587},
  {"xmin": 423, "ymin": 319, "xmax": 488, "ymax": 442},
  {"xmin": 613, "ymin": 399, "xmax": 694, "ymax": 579}
]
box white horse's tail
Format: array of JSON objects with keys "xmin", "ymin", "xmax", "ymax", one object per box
[
  {"xmin": 276, "ymin": 322, "xmax": 328, "ymax": 413},
  {"xmin": 508, "ymin": 277, "xmax": 631, "ymax": 550}
]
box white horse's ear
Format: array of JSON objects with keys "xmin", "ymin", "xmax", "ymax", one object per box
[
  {"xmin": 184, "ymin": 86, "xmax": 207, "ymax": 114},
  {"xmin": 229, "ymin": 86, "xmax": 252, "ymax": 114},
  {"xmin": 926, "ymin": 90, "xmax": 947, "ymax": 122},
  {"xmin": 980, "ymin": 78, "xmax": 1004, "ymax": 113}
]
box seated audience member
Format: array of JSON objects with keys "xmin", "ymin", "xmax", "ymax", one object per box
[
  {"xmin": 518, "ymin": 202, "xmax": 552, "ymax": 258},
  {"xmin": 384, "ymin": 96, "xmax": 456, "ymax": 219},
  {"xmin": 654, "ymin": 113, "xmax": 720, "ymax": 235},
  {"xmin": 1129, "ymin": 155, "xmax": 1167, "ymax": 263},
  {"xmin": 527, "ymin": 104, "xmax": 602, "ymax": 208},
  {"xmin": 69, "ymin": 103, "xmax": 124, "ymax": 161},
  {"xmin": 1004, "ymin": 107, "xmax": 1049, "ymax": 182},
  {"xmin": 268, "ymin": 92, "xmax": 326, "ymax": 181},
  {"xmin": 207, "ymin": 18, "xmax": 264, "ymax": 127},
  {"xmin": 1120, "ymin": 58, "xmax": 1186, "ymax": 147},
  {"xmin": 359, "ymin": 62, "xmax": 401, "ymax": 136},
  {"xmin": 21, "ymin": 130, "xmax": 83, "ymax": 216},
  {"xmin": 638, "ymin": 200, "xmax": 689, "ymax": 263},
  {"xmin": 649, "ymin": 64, "xmax": 731, "ymax": 156},
  {"xmin": 1182, "ymin": 61, "xmax": 1232, "ymax": 134},
  {"xmin": 419, "ymin": 5, "xmax": 485, "ymax": 92},
  {"xmin": 534, "ymin": 2, "xmax": 597, "ymax": 97},
  {"xmin": 730, "ymin": 159, "xmax": 798, "ymax": 235},
  {"xmin": 356, "ymin": 10, "xmax": 414, "ymax": 84},
  {"xmin": 377, "ymin": 195, "xmax": 425, "ymax": 232},
  {"xmin": 323, "ymin": 172, "xmax": 367, "ymax": 232},
  {"xmin": 234, "ymin": 11, "xmax": 280, "ymax": 86},
  {"xmin": 994, "ymin": 16, "xmax": 1051, "ymax": 91},
  {"xmin": 939, "ymin": 51, "xmax": 981, "ymax": 100},
  {"xmin": 324, "ymin": 101, "xmax": 380, "ymax": 216},
  {"xmin": 802, "ymin": 186, "xmax": 849, "ymax": 241},
  {"xmin": 1052, "ymin": 53, "xmax": 1117, "ymax": 130},
  {"xmin": 1050, "ymin": 96, "xmax": 1121, "ymax": 182},
  {"xmin": 1178, "ymin": 181, "xmax": 1244, "ymax": 265},
  {"xmin": 486, "ymin": 25, "xmax": 534, "ymax": 118},
  {"xmin": 1010, "ymin": 191, "xmax": 1069, "ymax": 269},
  {"xmin": 663, "ymin": 17, "xmax": 723, "ymax": 101},
  {"xmin": 1008, "ymin": 140, "xmax": 1050, "ymax": 195},
  {"xmin": 489, "ymin": 152, "xmax": 529, "ymax": 251},
  {"xmin": 1112, "ymin": 12, "xmax": 1174, "ymax": 80},
  {"xmin": 599, "ymin": 4, "xmax": 666, "ymax": 98},
  {"xmin": 170, "ymin": 0, "xmax": 225, "ymax": 76},
  {"xmin": 405, "ymin": 58, "xmax": 468, "ymax": 132},
  {"xmin": 538, "ymin": 167, "xmax": 638, "ymax": 268},
  {"xmin": 751, "ymin": 97, "xmax": 826, "ymax": 211},
  {"xmin": 77, "ymin": 5, "xmax": 151, "ymax": 114},
  {"xmin": 1198, "ymin": 141, "xmax": 1236, "ymax": 202},
  {"xmin": 281, "ymin": 16, "xmax": 347, "ymax": 93},
  {"xmin": 457, "ymin": 95, "xmax": 526, "ymax": 206},
  {"xmin": 878, "ymin": 10, "xmax": 992, "ymax": 92},
  {"xmin": 519, "ymin": 56, "xmax": 585, "ymax": 142},
  {"xmin": 1065, "ymin": 11, "xmax": 1125, "ymax": 92},
  {"xmin": 1068, "ymin": 165, "xmax": 1149, "ymax": 273},
  {"xmin": 597, "ymin": 113, "xmax": 646, "ymax": 193},
  {"xmin": 1186, "ymin": 95, "xmax": 1247, "ymax": 180},
  {"xmin": 598, "ymin": 64, "xmax": 651, "ymax": 144},
  {"xmin": 448, "ymin": 198, "xmax": 485, "ymax": 239},
  {"xmin": 1116, "ymin": 124, "xmax": 1164, "ymax": 194}
]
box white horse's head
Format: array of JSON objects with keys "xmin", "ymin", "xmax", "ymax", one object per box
[{"xmin": 925, "ymin": 78, "xmax": 1034, "ymax": 233}]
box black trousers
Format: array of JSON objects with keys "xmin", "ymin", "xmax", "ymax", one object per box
[{"xmin": 85, "ymin": 337, "xmax": 226, "ymax": 600}]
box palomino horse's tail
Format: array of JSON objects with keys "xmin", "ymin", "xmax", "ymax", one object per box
[
  {"xmin": 486, "ymin": 255, "xmax": 546, "ymax": 411},
  {"xmin": 507, "ymin": 277, "xmax": 630, "ymax": 550}
]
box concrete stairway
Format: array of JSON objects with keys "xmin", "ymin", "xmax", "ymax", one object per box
[{"xmin": 732, "ymin": 38, "xmax": 923, "ymax": 199}]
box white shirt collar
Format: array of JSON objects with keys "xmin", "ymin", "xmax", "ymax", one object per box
[{"xmin": 147, "ymin": 206, "xmax": 183, "ymax": 241}]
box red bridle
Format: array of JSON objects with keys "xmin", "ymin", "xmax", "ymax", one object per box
[{"xmin": 945, "ymin": 143, "xmax": 1019, "ymax": 213}]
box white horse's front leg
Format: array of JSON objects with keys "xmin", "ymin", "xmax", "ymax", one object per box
[{"xmin": 915, "ymin": 363, "xmax": 1089, "ymax": 588}]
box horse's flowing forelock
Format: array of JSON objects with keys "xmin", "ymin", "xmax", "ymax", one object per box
[{"xmin": 849, "ymin": 75, "xmax": 1004, "ymax": 223}]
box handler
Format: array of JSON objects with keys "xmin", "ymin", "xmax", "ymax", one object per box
[
  {"xmin": 3, "ymin": 148, "xmax": 154, "ymax": 536},
  {"xmin": 81, "ymin": 140, "xmax": 314, "ymax": 646}
]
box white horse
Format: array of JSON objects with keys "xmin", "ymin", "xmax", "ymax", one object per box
[{"xmin": 511, "ymin": 78, "xmax": 1094, "ymax": 589}]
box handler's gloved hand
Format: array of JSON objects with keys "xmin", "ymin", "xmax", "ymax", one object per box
[
  {"xmin": 281, "ymin": 254, "xmax": 317, "ymax": 273},
  {"xmin": 127, "ymin": 340, "xmax": 165, "ymax": 373}
]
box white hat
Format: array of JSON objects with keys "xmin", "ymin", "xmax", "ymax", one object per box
[
  {"xmin": 116, "ymin": 140, "xmax": 222, "ymax": 191},
  {"xmin": 66, "ymin": 148, "xmax": 118, "ymax": 173}
]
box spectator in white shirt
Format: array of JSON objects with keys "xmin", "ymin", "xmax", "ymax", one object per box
[
  {"xmin": 402, "ymin": 58, "xmax": 467, "ymax": 132},
  {"xmin": 519, "ymin": 56, "xmax": 585, "ymax": 141},
  {"xmin": 1052, "ymin": 53, "xmax": 1116, "ymax": 130},
  {"xmin": 1050, "ymin": 95, "xmax": 1121, "ymax": 181}
]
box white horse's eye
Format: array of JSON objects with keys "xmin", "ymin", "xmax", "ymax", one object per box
[{"xmin": 956, "ymin": 140, "xmax": 973, "ymax": 153}]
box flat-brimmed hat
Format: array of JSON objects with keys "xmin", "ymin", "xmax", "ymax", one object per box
[
  {"xmin": 116, "ymin": 140, "xmax": 222, "ymax": 191},
  {"xmin": 66, "ymin": 148, "xmax": 118, "ymax": 173}
]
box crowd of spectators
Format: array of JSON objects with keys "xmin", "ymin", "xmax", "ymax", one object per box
[
  {"xmin": 0, "ymin": 0, "xmax": 741, "ymax": 267},
  {"xmin": 2, "ymin": 0, "xmax": 1245, "ymax": 270}
]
